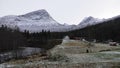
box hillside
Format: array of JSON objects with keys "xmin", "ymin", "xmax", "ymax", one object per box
[{"xmin": 69, "ymin": 16, "xmax": 120, "ymax": 42}]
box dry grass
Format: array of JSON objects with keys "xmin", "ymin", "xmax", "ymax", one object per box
[
  {"xmin": 62, "ymin": 40, "xmax": 90, "ymax": 47},
  {"xmin": 7, "ymin": 53, "xmax": 47, "ymax": 64},
  {"xmin": 1, "ymin": 40, "xmax": 120, "ymax": 68}
]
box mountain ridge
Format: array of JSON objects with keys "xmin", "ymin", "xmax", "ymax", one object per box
[
  {"xmin": 0, "ymin": 9, "xmax": 119, "ymax": 32},
  {"xmin": 0, "ymin": 9, "xmax": 74, "ymax": 32}
]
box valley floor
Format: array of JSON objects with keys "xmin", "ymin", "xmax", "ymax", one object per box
[{"xmin": 0, "ymin": 40, "xmax": 120, "ymax": 68}]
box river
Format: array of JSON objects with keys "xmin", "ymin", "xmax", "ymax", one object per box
[{"xmin": 0, "ymin": 47, "xmax": 42, "ymax": 63}]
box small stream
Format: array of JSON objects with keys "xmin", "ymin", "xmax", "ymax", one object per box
[{"xmin": 0, "ymin": 47, "xmax": 42, "ymax": 63}]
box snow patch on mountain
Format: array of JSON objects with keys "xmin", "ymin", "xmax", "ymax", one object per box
[
  {"xmin": 0, "ymin": 9, "xmax": 109, "ymax": 32},
  {"xmin": 0, "ymin": 9, "xmax": 75, "ymax": 32},
  {"xmin": 78, "ymin": 16, "xmax": 104, "ymax": 28}
]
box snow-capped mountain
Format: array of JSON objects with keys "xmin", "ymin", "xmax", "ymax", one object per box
[
  {"xmin": 0, "ymin": 9, "xmax": 74, "ymax": 32},
  {"xmin": 78, "ymin": 16, "xmax": 104, "ymax": 29},
  {"xmin": 0, "ymin": 9, "xmax": 108, "ymax": 32}
]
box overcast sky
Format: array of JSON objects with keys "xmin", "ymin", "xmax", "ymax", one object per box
[{"xmin": 0, "ymin": 0, "xmax": 120, "ymax": 25}]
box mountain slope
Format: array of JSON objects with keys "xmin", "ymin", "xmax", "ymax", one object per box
[
  {"xmin": 0, "ymin": 9, "xmax": 116, "ymax": 33},
  {"xmin": 78, "ymin": 16, "xmax": 104, "ymax": 29},
  {"xmin": 0, "ymin": 9, "xmax": 74, "ymax": 32},
  {"xmin": 69, "ymin": 15, "xmax": 120, "ymax": 42}
]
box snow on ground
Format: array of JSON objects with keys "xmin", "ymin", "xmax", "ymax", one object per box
[{"xmin": 0, "ymin": 40, "xmax": 120, "ymax": 68}]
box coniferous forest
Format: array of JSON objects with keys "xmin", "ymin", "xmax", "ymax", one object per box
[
  {"xmin": 0, "ymin": 17, "xmax": 120, "ymax": 52},
  {"xmin": 0, "ymin": 25, "xmax": 26, "ymax": 52}
]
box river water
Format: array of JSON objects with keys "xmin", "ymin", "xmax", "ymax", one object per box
[{"xmin": 0, "ymin": 47, "xmax": 42, "ymax": 63}]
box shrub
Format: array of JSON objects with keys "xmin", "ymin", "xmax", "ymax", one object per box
[{"xmin": 48, "ymin": 53, "xmax": 69, "ymax": 62}]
